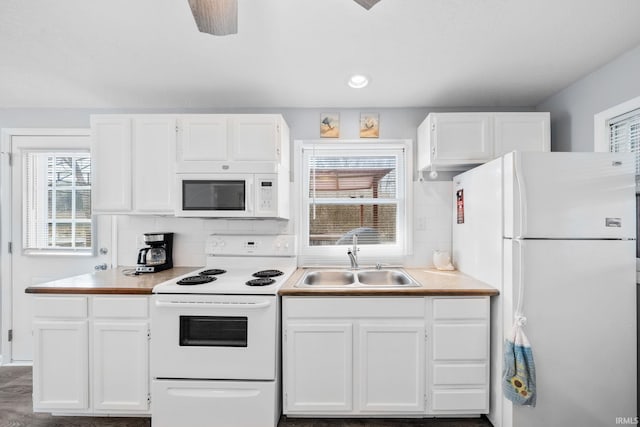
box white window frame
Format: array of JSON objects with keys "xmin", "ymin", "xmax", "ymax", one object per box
[
  {"xmin": 294, "ymin": 139, "xmax": 413, "ymax": 267},
  {"xmin": 23, "ymin": 150, "xmax": 93, "ymax": 254},
  {"xmin": 594, "ymin": 95, "xmax": 640, "ymax": 276}
]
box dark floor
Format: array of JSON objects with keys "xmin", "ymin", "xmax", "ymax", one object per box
[{"xmin": 0, "ymin": 366, "xmax": 492, "ymax": 427}]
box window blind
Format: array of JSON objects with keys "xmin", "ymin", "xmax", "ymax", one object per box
[
  {"xmin": 306, "ymin": 153, "xmax": 399, "ymax": 247},
  {"xmin": 23, "ymin": 151, "xmax": 93, "ymax": 253},
  {"xmin": 609, "ymin": 108, "xmax": 640, "ymax": 178}
]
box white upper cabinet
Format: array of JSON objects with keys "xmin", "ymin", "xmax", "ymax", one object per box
[
  {"xmin": 493, "ymin": 112, "xmax": 550, "ymax": 155},
  {"xmin": 91, "ymin": 113, "xmax": 290, "ymax": 214},
  {"xmin": 91, "ymin": 117, "xmax": 132, "ymax": 213},
  {"xmin": 420, "ymin": 113, "xmax": 493, "ymax": 166},
  {"xmin": 232, "ymin": 115, "xmax": 283, "ymax": 162},
  {"xmin": 176, "ymin": 115, "xmax": 229, "ymax": 164},
  {"xmin": 91, "ymin": 115, "xmax": 176, "ymax": 215},
  {"xmin": 176, "ymin": 114, "xmax": 289, "ymax": 173},
  {"xmin": 417, "ymin": 112, "xmax": 550, "ymax": 172},
  {"xmin": 132, "ymin": 117, "xmax": 176, "ymax": 214}
]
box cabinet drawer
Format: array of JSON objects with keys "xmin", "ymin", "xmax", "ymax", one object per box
[
  {"xmin": 92, "ymin": 296, "xmax": 148, "ymax": 318},
  {"xmin": 432, "ymin": 324, "xmax": 488, "ymax": 360},
  {"xmin": 285, "ymin": 297, "xmax": 425, "ymax": 318},
  {"xmin": 433, "ymin": 363, "xmax": 487, "ymax": 385},
  {"xmin": 432, "ymin": 389, "xmax": 487, "ymax": 412},
  {"xmin": 34, "ymin": 296, "xmax": 87, "ymax": 318},
  {"xmin": 432, "ymin": 298, "xmax": 487, "ymax": 320}
]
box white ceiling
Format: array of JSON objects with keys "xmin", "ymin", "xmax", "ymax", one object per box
[{"xmin": 1, "ymin": 0, "xmax": 640, "ymax": 109}]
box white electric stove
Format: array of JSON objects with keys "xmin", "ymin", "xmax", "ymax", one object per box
[
  {"xmin": 151, "ymin": 234, "xmax": 296, "ymax": 427},
  {"xmin": 153, "ymin": 234, "xmax": 297, "ymax": 295}
]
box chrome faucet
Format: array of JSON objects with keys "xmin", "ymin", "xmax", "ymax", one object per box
[{"xmin": 347, "ymin": 234, "xmax": 359, "ymax": 270}]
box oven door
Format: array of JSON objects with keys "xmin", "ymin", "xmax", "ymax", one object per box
[
  {"xmin": 151, "ymin": 294, "xmax": 278, "ymax": 380},
  {"xmin": 175, "ymin": 173, "xmax": 254, "ymax": 217}
]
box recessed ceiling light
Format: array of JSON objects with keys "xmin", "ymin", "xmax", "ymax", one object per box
[{"xmin": 348, "ymin": 74, "xmax": 369, "ymax": 89}]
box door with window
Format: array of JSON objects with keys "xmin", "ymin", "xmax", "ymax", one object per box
[{"xmin": 4, "ymin": 132, "xmax": 112, "ymax": 362}]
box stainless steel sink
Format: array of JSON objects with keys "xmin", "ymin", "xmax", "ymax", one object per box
[
  {"xmin": 301, "ymin": 270, "xmax": 356, "ymax": 286},
  {"xmin": 296, "ymin": 268, "xmax": 419, "ymax": 288},
  {"xmin": 356, "ymin": 270, "xmax": 413, "ymax": 286}
]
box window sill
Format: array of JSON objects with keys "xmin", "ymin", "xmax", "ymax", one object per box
[{"xmin": 23, "ymin": 249, "xmax": 94, "ymax": 257}]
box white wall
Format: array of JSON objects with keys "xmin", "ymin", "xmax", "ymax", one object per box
[{"xmin": 536, "ymin": 43, "xmax": 640, "ymax": 152}]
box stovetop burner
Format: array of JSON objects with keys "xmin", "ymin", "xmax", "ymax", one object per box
[
  {"xmin": 252, "ymin": 269, "xmax": 284, "ymax": 278},
  {"xmin": 246, "ymin": 278, "xmax": 275, "ymax": 286},
  {"xmin": 177, "ymin": 275, "xmax": 216, "ymax": 286},
  {"xmin": 199, "ymin": 269, "xmax": 227, "ymax": 276}
]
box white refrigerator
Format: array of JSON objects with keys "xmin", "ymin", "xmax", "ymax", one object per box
[{"xmin": 452, "ymin": 152, "xmax": 637, "ymax": 427}]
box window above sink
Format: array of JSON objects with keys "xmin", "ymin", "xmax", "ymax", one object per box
[{"xmin": 295, "ymin": 140, "xmax": 413, "ymax": 266}]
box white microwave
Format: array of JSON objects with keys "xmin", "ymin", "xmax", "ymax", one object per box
[{"xmin": 176, "ymin": 173, "xmax": 288, "ymax": 219}]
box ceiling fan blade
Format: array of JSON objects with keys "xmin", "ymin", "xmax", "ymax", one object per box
[
  {"xmin": 353, "ymin": 0, "xmax": 381, "ymax": 10},
  {"xmin": 187, "ymin": 0, "xmax": 237, "ymax": 36}
]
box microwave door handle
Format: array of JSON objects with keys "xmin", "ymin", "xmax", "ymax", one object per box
[
  {"xmin": 247, "ymin": 181, "xmax": 254, "ymax": 214},
  {"xmin": 154, "ymin": 300, "xmax": 272, "ymax": 309}
]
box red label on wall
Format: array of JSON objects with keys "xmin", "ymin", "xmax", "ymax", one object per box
[{"xmin": 456, "ymin": 189, "xmax": 464, "ymax": 224}]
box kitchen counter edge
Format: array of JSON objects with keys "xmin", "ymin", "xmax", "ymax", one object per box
[
  {"xmin": 278, "ymin": 267, "xmax": 499, "ymax": 296},
  {"xmin": 25, "ymin": 266, "xmax": 202, "ymax": 295}
]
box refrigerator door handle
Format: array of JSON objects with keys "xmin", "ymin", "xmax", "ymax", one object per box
[
  {"xmin": 513, "ymin": 238, "xmax": 526, "ymax": 321},
  {"xmin": 513, "ymin": 152, "xmax": 528, "ymax": 238}
]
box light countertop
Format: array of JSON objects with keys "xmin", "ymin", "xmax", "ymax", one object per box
[
  {"xmin": 25, "ymin": 266, "xmax": 201, "ymax": 295},
  {"xmin": 278, "ymin": 267, "xmax": 499, "ymax": 296}
]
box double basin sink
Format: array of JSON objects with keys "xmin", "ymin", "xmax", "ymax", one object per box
[{"xmin": 295, "ymin": 268, "xmax": 420, "ymax": 289}]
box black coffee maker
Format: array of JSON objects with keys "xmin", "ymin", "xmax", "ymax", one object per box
[{"xmin": 136, "ymin": 232, "xmax": 174, "ymax": 273}]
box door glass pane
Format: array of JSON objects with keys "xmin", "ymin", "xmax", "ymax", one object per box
[
  {"xmin": 55, "ymin": 189, "xmax": 73, "ymax": 219},
  {"xmin": 76, "ymin": 190, "xmax": 91, "ymax": 219},
  {"xmin": 24, "ymin": 151, "xmax": 93, "ymax": 253},
  {"xmin": 75, "ymin": 223, "xmax": 92, "ymax": 248},
  {"xmin": 51, "ymin": 223, "xmax": 72, "ymax": 247},
  {"xmin": 54, "ymin": 156, "xmax": 74, "ymax": 186}
]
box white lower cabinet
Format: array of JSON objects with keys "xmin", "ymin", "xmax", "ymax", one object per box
[
  {"xmin": 283, "ymin": 296, "xmax": 490, "ymax": 418},
  {"xmin": 32, "ymin": 295, "xmax": 150, "ymax": 415},
  {"xmin": 358, "ymin": 322, "xmax": 425, "ymax": 413},
  {"xmin": 33, "ymin": 316, "xmax": 89, "ymax": 411},
  {"xmin": 285, "ymin": 322, "xmax": 354, "ymax": 412},
  {"xmin": 92, "ymin": 321, "xmax": 149, "ymax": 412},
  {"xmin": 283, "ymin": 297, "xmax": 426, "ymax": 416},
  {"xmin": 428, "ymin": 296, "xmax": 490, "ymax": 414}
]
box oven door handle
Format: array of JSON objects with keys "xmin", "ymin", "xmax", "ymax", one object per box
[{"xmin": 154, "ymin": 300, "xmax": 272, "ymax": 309}]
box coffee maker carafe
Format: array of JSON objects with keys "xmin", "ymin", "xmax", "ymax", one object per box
[{"xmin": 136, "ymin": 232, "xmax": 173, "ymax": 273}]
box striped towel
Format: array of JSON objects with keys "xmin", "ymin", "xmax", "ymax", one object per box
[{"xmin": 502, "ymin": 317, "xmax": 536, "ymax": 406}]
